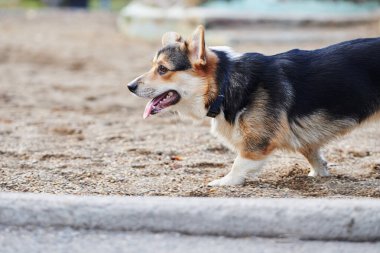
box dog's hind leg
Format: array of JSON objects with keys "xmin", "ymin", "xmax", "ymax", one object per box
[
  {"xmin": 301, "ymin": 148, "xmax": 329, "ymax": 177},
  {"xmin": 208, "ymin": 154, "xmax": 267, "ymax": 186}
]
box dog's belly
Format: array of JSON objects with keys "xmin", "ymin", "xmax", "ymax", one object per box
[{"xmin": 287, "ymin": 111, "xmax": 358, "ymax": 150}]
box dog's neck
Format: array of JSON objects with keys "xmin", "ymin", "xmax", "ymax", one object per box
[
  {"xmin": 206, "ymin": 50, "xmax": 231, "ymax": 118},
  {"xmin": 206, "ymin": 48, "xmax": 264, "ymax": 124},
  {"xmin": 178, "ymin": 48, "xmax": 235, "ymax": 122}
]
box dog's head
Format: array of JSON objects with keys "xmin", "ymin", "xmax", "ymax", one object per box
[{"xmin": 127, "ymin": 26, "xmax": 217, "ymax": 119}]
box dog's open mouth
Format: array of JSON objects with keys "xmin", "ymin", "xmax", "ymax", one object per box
[{"xmin": 143, "ymin": 90, "xmax": 181, "ymax": 119}]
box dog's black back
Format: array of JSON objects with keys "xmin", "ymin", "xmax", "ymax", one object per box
[
  {"xmin": 279, "ymin": 38, "xmax": 380, "ymax": 121},
  {"xmin": 216, "ymin": 38, "xmax": 380, "ymax": 124}
]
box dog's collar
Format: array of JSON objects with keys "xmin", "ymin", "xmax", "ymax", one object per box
[
  {"xmin": 206, "ymin": 90, "xmax": 225, "ymax": 118},
  {"xmin": 206, "ymin": 70, "xmax": 230, "ymax": 118},
  {"xmin": 206, "ymin": 49, "xmax": 231, "ymax": 118}
]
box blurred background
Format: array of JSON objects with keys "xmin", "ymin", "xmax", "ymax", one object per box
[{"xmin": 0, "ymin": 0, "xmax": 379, "ymax": 197}]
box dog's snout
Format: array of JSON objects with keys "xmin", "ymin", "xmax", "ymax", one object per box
[{"xmin": 127, "ymin": 81, "xmax": 138, "ymax": 92}]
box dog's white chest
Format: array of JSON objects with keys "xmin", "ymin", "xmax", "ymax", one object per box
[{"xmin": 210, "ymin": 114, "xmax": 242, "ymax": 151}]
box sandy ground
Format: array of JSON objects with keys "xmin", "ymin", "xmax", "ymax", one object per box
[{"xmin": 0, "ymin": 9, "xmax": 380, "ymax": 198}]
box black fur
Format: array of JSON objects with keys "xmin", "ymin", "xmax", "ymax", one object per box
[
  {"xmin": 207, "ymin": 50, "xmax": 231, "ymax": 118},
  {"xmin": 212, "ymin": 38, "xmax": 380, "ymax": 124},
  {"xmin": 157, "ymin": 45, "xmax": 192, "ymax": 71}
]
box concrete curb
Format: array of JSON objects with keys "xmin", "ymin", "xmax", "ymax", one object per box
[{"xmin": 0, "ymin": 193, "xmax": 379, "ymax": 242}]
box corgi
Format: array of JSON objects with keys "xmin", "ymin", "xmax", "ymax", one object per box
[{"xmin": 127, "ymin": 25, "xmax": 380, "ymax": 186}]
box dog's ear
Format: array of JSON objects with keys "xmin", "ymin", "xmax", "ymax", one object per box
[
  {"xmin": 162, "ymin": 32, "xmax": 184, "ymax": 47},
  {"xmin": 189, "ymin": 25, "xmax": 206, "ymax": 66}
]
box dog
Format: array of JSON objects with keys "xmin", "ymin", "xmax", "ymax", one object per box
[{"xmin": 127, "ymin": 25, "xmax": 380, "ymax": 186}]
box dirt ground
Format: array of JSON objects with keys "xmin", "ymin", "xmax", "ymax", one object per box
[{"xmin": 0, "ymin": 10, "xmax": 380, "ymax": 198}]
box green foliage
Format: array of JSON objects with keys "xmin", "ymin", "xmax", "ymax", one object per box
[
  {"xmin": 0, "ymin": 0, "xmax": 46, "ymax": 8},
  {"xmin": 20, "ymin": 0, "xmax": 44, "ymax": 8},
  {"xmin": 88, "ymin": 0, "xmax": 131, "ymax": 11}
]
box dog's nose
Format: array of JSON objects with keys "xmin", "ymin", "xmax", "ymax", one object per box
[{"xmin": 127, "ymin": 81, "xmax": 138, "ymax": 92}]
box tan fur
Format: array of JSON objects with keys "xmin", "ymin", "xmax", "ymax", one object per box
[
  {"xmin": 361, "ymin": 110, "xmax": 380, "ymax": 125},
  {"xmin": 198, "ymin": 49, "xmax": 219, "ymax": 108},
  {"xmin": 210, "ymin": 87, "xmax": 274, "ymax": 160},
  {"xmin": 162, "ymin": 32, "xmax": 183, "ymax": 47},
  {"xmin": 188, "ymin": 26, "xmax": 206, "ymax": 66},
  {"xmin": 238, "ymin": 87, "xmax": 275, "ymax": 153}
]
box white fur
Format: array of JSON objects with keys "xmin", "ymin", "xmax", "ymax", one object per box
[
  {"xmin": 170, "ymin": 74, "xmax": 209, "ymax": 119},
  {"xmin": 304, "ymin": 149, "xmax": 330, "ymax": 177},
  {"xmin": 210, "ymin": 111, "xmax": 244, "ymax": 151},
  {"xmin": 208, "ymin": 155, "xmax": 267, "ymax": 186},
  {"xmin": 209, "ymin": 46, "xmax": 242, "ymax": 59}
]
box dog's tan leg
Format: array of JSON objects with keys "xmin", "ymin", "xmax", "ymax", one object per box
[
  {"xmin": 208, "ymin": 154, "xmax": 267, "ymax": 186},
  {"xmin": 301, "ymin": 148, "xmax": 329, "ymax": 177}
]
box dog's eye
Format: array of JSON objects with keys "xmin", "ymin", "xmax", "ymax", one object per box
[{"xmin": 158, "ymin": 65, "xmax": 168, "ymax": 75}]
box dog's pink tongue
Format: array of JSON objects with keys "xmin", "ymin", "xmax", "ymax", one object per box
[{"xmin": 143, "ymin": 99, "xmax": 154, "ymax": 119}]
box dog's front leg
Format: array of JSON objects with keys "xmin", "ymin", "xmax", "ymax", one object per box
[{"xmin": 208, "ymin": 155, "xmax": 267, "ymax": 186}]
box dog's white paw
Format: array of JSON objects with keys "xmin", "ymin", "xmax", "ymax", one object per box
[
  {"xmin": 308, "ymin": 168, "xmax": 330, "ymax": 177},
  {"xmin": 208, "ymin": 175, "xmax": 245, "ymax": 186}
]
